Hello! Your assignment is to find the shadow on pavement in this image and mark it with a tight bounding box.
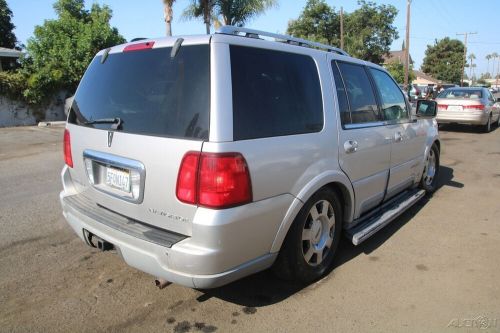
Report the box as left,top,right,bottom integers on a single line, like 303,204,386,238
196,166,462,307
439,123,498,134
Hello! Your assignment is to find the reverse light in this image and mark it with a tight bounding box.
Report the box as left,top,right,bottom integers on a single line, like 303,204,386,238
176,152,252,209
64,129,73,168
123,41,155,52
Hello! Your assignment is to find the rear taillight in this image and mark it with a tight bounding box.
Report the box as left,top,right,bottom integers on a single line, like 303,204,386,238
465,104,485,110
176,152,200,205
438,104,448,110
63,129,73,168
176,152,252,209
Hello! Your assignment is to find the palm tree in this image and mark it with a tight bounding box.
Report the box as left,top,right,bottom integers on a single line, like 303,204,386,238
492,52,499,83
486,54,492,76
183,0,215,34
163,0,175,36
468,53,476,82
215,0,278,27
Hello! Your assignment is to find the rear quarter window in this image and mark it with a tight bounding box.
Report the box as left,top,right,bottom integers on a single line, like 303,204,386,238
230,46,323,140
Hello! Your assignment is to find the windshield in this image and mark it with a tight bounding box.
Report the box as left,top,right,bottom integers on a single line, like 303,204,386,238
437,89,483,99
68,45,210,140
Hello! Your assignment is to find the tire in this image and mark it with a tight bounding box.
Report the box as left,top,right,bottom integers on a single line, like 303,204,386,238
420,144,440,193
483,114,492,133
273,187,342,283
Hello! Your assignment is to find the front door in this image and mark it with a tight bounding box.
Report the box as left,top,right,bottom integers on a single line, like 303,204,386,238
368,68,426,199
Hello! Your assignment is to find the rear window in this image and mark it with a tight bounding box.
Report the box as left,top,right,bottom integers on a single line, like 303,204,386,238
68,45,210,140
230,46,323,140
437,89,483,99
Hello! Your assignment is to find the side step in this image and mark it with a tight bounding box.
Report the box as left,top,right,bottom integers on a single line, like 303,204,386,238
345,189,426,245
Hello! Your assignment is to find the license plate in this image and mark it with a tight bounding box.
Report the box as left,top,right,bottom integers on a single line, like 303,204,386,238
448,105,463,111
105,167,131,193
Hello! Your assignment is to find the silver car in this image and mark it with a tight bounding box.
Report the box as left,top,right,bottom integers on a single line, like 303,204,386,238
60,26,440,288
435,87,500,132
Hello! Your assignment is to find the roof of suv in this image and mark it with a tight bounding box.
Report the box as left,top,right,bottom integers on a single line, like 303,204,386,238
98,26,385,72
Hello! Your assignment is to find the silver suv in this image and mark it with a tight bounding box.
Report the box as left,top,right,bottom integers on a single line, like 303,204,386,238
60,27,441,288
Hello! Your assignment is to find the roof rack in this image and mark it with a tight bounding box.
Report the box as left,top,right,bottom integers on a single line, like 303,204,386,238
216,26,349,57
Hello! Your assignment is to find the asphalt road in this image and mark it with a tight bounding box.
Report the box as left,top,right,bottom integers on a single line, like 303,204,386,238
0,124,499,333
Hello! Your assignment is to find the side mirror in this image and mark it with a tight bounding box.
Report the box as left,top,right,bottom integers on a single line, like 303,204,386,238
416,99,437,117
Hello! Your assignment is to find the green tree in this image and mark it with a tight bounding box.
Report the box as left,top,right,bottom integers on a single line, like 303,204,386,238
421,37,465,85
384,62,415,84
287,0,339,45
343,1,398,63
287,0,398,64
0,0,17,48
21,0,125,104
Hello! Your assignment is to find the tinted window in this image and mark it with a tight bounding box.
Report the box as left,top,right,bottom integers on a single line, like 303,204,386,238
69,45,210,140
230,46,323,140
337,62,381,124
437,89,483,99
331,61,351,125
369,68,409,121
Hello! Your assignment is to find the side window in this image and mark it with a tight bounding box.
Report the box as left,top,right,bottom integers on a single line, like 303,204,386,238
230,46,323,140
337,62,381,124
331,61,351,125
369,68,409,121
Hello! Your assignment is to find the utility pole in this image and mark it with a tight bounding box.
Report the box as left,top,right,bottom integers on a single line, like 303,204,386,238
340,7,344,50
457,32,477,86
404,0,411,92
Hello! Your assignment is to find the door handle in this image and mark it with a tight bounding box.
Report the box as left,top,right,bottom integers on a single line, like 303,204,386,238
344,140,358,153
394,131,403,142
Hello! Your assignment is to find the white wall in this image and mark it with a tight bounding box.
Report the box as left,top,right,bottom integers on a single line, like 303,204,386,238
0,92,67,127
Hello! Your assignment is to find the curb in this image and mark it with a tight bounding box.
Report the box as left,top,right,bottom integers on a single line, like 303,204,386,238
38,121,66,127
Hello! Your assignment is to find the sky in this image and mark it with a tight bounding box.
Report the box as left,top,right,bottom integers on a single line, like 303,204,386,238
8,0,500,76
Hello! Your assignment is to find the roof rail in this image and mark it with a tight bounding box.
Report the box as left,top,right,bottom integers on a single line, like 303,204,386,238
216,26,349,56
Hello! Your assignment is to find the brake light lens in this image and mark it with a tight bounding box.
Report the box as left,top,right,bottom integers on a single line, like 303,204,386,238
63,129,73,168
176,152,252,209
465,104,485,110
438,104,448,110
123,41,155,52
176,152,200,205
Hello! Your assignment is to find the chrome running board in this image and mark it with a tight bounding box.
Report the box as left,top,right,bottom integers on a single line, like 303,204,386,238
345,189,426,246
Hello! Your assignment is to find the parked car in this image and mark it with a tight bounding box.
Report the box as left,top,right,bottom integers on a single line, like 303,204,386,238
435,87,500,132
60,26,441,288
409,84,421,102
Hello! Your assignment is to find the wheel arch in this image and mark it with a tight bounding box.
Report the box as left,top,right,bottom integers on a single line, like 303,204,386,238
270,171,354,253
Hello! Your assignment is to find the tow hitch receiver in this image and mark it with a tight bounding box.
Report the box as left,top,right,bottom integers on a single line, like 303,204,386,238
83,229,114,251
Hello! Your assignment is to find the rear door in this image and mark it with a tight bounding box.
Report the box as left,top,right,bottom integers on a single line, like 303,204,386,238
65,41,211,236
330,60,391,218
368,68,426,198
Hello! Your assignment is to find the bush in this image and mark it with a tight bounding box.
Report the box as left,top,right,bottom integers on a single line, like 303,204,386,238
0,71,27,101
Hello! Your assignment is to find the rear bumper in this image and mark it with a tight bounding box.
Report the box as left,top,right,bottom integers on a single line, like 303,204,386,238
60,168,292,289
436,110,489,125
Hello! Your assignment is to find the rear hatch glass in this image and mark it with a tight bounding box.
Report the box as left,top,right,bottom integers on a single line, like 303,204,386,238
68,44,210,140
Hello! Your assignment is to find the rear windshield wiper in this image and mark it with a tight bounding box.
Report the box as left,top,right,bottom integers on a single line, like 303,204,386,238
84,117,123,130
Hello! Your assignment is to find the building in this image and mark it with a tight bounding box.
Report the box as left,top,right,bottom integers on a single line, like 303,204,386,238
412,70,441,85
382,50,414,66
0,47,23,71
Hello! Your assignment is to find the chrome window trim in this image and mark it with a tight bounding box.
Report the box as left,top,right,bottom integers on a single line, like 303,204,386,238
83,149,146,204
343,121,387,130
